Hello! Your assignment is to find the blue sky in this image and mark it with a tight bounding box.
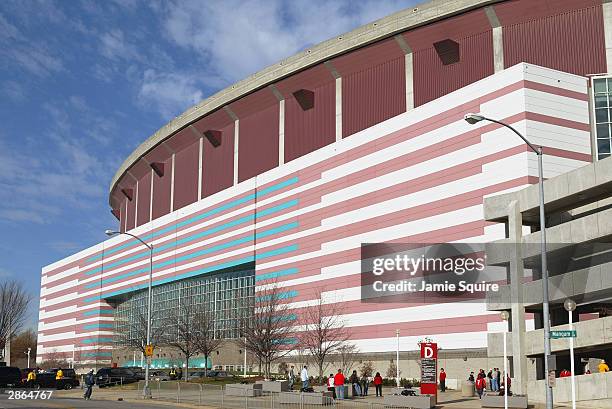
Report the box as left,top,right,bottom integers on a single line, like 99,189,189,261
0,0,416,328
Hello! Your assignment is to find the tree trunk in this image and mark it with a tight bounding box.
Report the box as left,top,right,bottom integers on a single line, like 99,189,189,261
204,354,208,377
185,357,189,381
319,362,324,384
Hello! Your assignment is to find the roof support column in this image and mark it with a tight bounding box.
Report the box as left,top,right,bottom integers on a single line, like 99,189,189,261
394,35,414,110
485,6,504,73
269,85,285,166
603,1,612,73
224,106,240,186
508,200,528,395
325,61,342,141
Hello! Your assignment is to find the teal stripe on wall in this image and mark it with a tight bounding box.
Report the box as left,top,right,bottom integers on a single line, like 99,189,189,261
83,244,298,302
81,337,114,344
82,309,114,316
84,221,298,289
85,199,299,276
87,177,299,263
83,323,114,330
83,352,112,357
255,267,299,282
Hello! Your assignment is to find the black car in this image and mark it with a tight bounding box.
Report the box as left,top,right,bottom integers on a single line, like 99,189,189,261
95,367,139,387
0,367,21,387
125,367,145,380
34,368,80,390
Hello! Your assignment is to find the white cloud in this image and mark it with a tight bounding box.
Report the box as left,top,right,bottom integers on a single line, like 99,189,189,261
160,0,413,83
138,69,204,119
100,28,141,61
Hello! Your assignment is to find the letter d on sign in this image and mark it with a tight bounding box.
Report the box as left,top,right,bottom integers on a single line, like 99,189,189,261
424,346,434,358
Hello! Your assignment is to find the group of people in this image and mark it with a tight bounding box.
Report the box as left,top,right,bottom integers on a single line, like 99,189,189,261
287,365,385,399
467,368,510,399
169,366,183,380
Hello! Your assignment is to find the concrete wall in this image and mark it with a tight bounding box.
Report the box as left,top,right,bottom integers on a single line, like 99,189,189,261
527,371,612,407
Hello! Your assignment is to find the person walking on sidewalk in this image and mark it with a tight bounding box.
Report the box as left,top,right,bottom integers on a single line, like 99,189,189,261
373,372,383,397
288,366,295,390
300,366,309,390
361,373,369,396
83,370,95,400
327,374,336,399
475,374,486,399
439,368,446,392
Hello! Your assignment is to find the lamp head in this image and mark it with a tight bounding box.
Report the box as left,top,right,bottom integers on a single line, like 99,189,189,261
564,298,576,312
105,229,118,237
464,113,485,125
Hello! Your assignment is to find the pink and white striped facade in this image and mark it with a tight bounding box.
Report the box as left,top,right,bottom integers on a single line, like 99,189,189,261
38,63,592,365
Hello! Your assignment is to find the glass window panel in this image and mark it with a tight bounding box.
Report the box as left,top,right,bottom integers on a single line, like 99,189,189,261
594,79,607,93
608,78,612,92
599,152,611,160
598,138,611,154
597,124,611,139
596,108,609,123
595,94,608,108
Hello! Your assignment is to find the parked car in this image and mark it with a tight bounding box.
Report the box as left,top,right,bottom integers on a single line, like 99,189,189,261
95,367,139,388
186,371,207,381
205,370,231,379
0,366,21,387
149,370,170,381
126,367,145,380
34,368,80,390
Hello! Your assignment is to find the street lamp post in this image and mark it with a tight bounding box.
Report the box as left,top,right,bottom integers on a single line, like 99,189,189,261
465,113,553,409
25,347,31,368
396,329,400,388
105,229,154,399
564,299,577,409
500,311,510,409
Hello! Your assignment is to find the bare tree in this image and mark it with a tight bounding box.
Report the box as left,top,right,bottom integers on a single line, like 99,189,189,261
359,361,374,377
39,349,70,370
192,306,223,377
299,290,349,380
10,329,36,368
333,343,360,375
386,361,401,379
242,285,296,379
163,301,200,380
114,309,166,357
0,281,30,349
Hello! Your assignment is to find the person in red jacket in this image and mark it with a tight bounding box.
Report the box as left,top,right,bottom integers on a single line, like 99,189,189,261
475,374,486,399
560,369,571,378
439,368,447,392
373,372,383,397
334,369,346,400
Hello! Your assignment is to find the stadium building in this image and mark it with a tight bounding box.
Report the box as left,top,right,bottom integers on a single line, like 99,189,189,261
39,0,611,392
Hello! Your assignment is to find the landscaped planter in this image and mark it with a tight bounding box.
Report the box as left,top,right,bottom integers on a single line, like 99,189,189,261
278,391,334,405
225,383,263,397
383,394,436,409
481,394,528,408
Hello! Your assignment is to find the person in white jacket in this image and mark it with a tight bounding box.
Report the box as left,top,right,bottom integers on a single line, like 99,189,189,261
300,366,309,390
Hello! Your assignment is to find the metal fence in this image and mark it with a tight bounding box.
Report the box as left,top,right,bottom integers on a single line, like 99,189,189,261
131,382,404,409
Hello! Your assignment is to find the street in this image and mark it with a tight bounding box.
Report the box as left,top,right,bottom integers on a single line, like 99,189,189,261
0,395,161,409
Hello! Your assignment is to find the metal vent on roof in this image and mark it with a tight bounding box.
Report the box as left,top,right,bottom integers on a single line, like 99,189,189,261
204,130,222,147
121,188,133,201
292,89,315,111
150,162,165,177
433,39,460,65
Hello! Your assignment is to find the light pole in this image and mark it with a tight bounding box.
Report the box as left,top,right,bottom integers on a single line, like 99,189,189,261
25,347,31,368
564,299,577,409
500,311,510,409
105,229,154,399
465,113,553,409
396,329,400,388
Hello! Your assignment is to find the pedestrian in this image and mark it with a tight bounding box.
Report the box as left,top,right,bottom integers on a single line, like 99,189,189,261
361,373,369,396
288,366,296,390
26,369,36,388
468,371,474,382
169,366,177,380
83,369,95,400
56,368,63,380
327,374,336,399
560,369,571,377
349,370,361,396
495,367,501,390
599,360,610,373
439,368,446,392
490,368,498,391
373,372,383,397
486,369,493,390
177,366,183,380
475,374,486,399
334,369,345,400
301,365,309,390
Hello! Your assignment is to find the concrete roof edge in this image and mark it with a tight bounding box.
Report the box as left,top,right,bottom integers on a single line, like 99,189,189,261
109,0,503,204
